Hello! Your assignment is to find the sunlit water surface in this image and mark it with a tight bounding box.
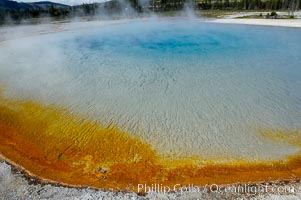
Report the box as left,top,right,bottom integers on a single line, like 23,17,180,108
1,19,301,160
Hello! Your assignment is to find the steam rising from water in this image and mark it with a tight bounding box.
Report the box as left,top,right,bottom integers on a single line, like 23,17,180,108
0,19,301,160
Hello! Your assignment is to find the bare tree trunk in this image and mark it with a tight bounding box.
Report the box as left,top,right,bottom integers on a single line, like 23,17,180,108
296,0,300,10
288,0,297,16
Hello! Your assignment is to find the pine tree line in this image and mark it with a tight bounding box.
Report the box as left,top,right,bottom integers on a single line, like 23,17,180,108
1,0,300,25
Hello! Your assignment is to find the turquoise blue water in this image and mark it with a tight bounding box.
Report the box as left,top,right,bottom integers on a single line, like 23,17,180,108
0,20,301,160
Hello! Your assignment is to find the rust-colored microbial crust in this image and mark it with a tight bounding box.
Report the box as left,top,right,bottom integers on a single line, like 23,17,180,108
0,91,301,192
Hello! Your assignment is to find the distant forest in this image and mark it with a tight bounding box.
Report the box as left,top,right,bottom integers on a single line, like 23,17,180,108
132,0,300,11
0,0,300,25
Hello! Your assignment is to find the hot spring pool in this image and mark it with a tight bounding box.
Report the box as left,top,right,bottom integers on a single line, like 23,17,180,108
0,19,301,161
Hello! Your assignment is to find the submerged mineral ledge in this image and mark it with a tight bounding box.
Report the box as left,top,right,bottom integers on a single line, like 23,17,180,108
0,90,301,191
